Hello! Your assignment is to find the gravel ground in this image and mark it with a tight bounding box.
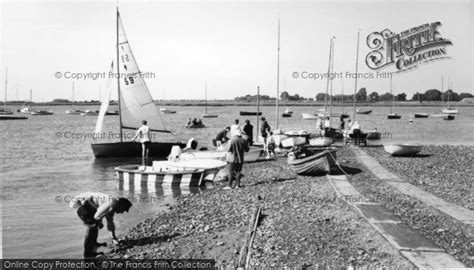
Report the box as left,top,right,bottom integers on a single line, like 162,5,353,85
338,146,474,267
364,145,474,210
107,157,413,268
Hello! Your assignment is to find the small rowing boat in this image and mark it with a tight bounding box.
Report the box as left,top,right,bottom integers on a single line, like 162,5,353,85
287,147,337,175
356,109,372,114
383,144,422,156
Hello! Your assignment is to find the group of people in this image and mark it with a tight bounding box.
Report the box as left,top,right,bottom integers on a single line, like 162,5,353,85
186,118,203,127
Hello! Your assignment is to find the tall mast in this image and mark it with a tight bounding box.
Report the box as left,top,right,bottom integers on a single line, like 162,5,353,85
204,81,208,114
275,18,280,129
324,38,333,116
390,75,394,113
116,7,124,142
352,30,360,121
4,68,7,112
341,78,344,113
329,37,335,119
256,86,260,142
72,81,75,109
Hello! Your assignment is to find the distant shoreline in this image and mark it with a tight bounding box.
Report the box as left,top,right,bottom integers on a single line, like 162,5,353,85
3,100,474,107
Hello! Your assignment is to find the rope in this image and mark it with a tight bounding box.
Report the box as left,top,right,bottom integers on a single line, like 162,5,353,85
327,150,351,177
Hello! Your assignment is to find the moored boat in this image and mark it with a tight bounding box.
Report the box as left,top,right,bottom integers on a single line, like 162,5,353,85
81,110,99,116
185,123,205,129
356,109,372,114
160,108,177,114
240,111,262,116
383,144,422,156
414,113,429,118
387,113,401,119
443,114,455,120
282,108,293,118
65,109,85,115
441,108,458,115
287,147,337,175
0,115,28,120
31,110,54,115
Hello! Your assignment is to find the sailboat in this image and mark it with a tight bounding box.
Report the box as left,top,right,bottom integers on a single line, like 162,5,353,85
65,82,85,114
387,76,401,119
91,9,185,158
413,93,428,118
202,81,217,118
19,89,32,114
1,68,28,120
339,79,349,119
442,82,458,115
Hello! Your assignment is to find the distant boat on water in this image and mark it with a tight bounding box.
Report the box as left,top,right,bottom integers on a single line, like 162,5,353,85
387,76,401,120
240,111,262,116
65,82,85,115
443,114,455,120
91,8,185,158
160,108,176,114
302,112,318,120
414,113,429,118
31,110,54,115
282,108,293,117
1,68,28,120
356,109,372,114
81,110,99,116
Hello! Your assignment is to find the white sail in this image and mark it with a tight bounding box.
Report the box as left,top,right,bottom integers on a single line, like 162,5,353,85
94,61,114,134
117,12,168,132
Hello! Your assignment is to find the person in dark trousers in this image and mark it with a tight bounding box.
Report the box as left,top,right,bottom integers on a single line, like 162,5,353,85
242,119,254,146
260,117,271,154
70,192,132,258
215,126,230,147
223,131,249,189
339,115,345,131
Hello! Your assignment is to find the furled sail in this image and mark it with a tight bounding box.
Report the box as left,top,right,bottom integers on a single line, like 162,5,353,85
117,12,169,132
94,61,114,134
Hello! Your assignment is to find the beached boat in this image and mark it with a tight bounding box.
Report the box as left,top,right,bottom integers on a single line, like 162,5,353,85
179,147,262,163
443,114,455,120
281,136,307,148
302,112,318,120
287,147,337,175
308,137,333,147
366,131,381,140
116,165,206,187
356,109,372,114
240,111,262,116
414,113,429,118
383,144,422,156
91,9,185,158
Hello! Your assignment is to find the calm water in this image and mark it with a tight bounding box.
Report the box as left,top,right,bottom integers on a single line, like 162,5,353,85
1,104,473,258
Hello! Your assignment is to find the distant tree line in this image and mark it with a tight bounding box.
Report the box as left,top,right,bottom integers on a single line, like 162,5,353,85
236,88,473,103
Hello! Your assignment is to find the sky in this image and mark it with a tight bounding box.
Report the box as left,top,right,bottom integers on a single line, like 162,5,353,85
1,0,473,102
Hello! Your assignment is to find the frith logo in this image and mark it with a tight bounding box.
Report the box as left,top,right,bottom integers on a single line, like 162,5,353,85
365,22,452,72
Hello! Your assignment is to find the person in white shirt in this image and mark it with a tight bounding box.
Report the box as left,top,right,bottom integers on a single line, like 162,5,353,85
70,192,132,258
230,119,243,138
132,120,151,164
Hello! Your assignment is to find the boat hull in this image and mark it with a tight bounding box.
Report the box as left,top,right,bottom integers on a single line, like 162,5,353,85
387,114,401,119
356,110,372,114
202,114,218,118
31,110,54,115
0,115,28,120
180,147,262,163
91,141,186,158
383,144,422,156
287,147,337,175
186,124,205,128
444,115,455,120
442,108,458,115
302,113,318,120
115,165,205,187
282,112,292,117
414,113,429,118
281,136,307,148
239,111,262,116
308,137,333,147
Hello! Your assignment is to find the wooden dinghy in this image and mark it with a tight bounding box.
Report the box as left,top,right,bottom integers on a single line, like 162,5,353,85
287,147,337,175
383,144,422,156
115,165,206,187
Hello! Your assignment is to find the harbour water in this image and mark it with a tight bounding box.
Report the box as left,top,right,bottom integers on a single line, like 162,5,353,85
1,104,473,258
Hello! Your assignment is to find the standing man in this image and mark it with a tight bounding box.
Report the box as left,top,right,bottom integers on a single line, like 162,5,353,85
132,120,151,165
242,119,254,146
70,192,132,258
224,131,249,190
260,117,271,154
